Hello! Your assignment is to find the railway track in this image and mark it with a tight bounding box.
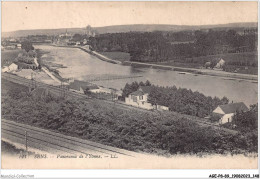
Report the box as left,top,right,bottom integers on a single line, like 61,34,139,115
2,119,138,157
2,72,238,134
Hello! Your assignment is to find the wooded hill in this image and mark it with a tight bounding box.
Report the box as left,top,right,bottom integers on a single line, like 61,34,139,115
88,29,257,66
2,22,257,37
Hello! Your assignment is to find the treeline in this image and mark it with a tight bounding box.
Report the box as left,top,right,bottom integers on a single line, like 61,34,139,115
2,79,257,155
88,29,257,65
122,81,229,117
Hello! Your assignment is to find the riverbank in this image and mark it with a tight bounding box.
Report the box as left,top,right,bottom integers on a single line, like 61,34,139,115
50,44,122,64
122,61,258,82
37,44,258,84
71,44,258,82
35,47,68,83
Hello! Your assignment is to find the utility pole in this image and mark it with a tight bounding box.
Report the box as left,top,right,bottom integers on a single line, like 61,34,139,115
60,81,66,99
25,131,28,154
30,72,36,91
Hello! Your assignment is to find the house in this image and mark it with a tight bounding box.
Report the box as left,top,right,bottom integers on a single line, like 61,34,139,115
17,44,22,49
76,41,81,46
69,80,99,94
2,66,9,72
89,87,122,100
125,86,153,110
212,102,249,124
9,63,18,71
215,58,225,69
5,45,16,50
2,63,18,72
89,86,112,94
83,39,88,45
125,86,169,111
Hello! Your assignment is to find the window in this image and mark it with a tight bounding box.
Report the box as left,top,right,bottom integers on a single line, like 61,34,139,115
140,95,143,100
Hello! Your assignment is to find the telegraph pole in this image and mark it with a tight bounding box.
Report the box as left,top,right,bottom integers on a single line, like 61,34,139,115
60,81,67,99
25,131,28,154
30,72,36,92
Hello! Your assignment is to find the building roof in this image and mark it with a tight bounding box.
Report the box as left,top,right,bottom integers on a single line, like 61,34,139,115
130,90,145,96
87,85,99,90
69,80,99,91
218,102,249,114
139,86,152,94
129,86,152,96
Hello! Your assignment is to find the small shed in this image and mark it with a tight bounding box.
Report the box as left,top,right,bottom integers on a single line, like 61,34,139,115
215,58,225,69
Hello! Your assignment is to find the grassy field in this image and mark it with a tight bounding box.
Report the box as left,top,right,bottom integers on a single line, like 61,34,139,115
1,49,23,66
98,51,131,62
186,52,257,65
152,52,258,75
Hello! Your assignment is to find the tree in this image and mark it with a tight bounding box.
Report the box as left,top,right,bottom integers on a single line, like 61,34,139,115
148,87,160,106
122,83,130,98
232,103,258,131
221,96,229,104
72,34,83,42
210,59,217,69
145,80,151,86
21,41,34,53
139,81,145,86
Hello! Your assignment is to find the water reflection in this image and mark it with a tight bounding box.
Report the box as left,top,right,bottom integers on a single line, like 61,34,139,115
35,45,258,106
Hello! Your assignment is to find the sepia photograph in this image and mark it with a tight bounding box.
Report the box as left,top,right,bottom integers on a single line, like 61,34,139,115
0,1,258,175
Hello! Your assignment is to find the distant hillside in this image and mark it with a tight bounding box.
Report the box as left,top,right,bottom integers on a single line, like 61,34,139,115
2,28,85,38
94,22,258,34
2,22,257,37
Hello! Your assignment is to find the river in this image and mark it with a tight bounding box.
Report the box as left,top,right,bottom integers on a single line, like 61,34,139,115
35,45,258,106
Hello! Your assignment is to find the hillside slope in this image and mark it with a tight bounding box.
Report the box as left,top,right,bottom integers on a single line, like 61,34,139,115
2,22,257,37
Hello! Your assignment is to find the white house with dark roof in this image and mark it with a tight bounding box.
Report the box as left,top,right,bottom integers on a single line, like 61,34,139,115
125,86,169,111
212,102,249,124
125,86,154,110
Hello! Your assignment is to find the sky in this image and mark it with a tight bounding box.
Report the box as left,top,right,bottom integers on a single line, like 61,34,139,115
2,1,258,32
